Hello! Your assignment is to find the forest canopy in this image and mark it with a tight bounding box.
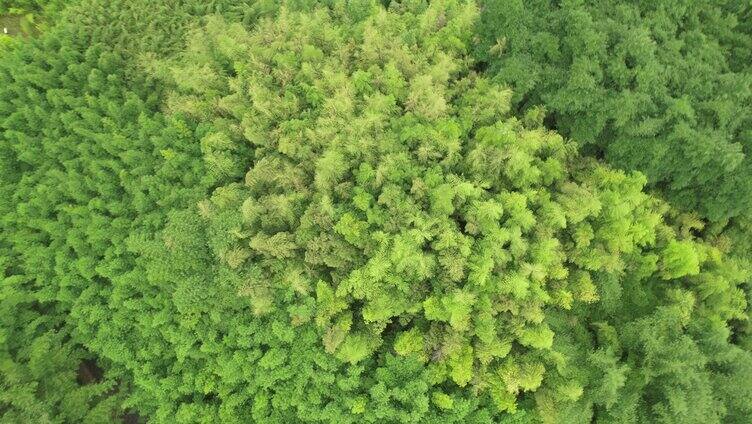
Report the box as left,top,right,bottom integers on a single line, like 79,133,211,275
1,0,751,423
475,0,752,222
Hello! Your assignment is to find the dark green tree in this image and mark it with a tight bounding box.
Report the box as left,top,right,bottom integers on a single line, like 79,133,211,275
475,0,752,222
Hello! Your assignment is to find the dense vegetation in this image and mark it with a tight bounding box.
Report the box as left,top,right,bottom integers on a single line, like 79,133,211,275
475,0,752,223
0,0,69,35
1,0,750,423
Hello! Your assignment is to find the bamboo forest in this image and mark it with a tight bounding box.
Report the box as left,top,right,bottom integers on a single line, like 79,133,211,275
1,1,751,423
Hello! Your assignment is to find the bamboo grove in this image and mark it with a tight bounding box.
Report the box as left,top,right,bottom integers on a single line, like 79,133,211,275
1,0,751,423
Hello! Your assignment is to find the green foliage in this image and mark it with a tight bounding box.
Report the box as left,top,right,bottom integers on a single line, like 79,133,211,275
0,0,65,13
660,240,700,279
0,0,71,36
0,0,749,423
143,1,749,421
475,0,752,222
0,261,123,423
0,0,268,421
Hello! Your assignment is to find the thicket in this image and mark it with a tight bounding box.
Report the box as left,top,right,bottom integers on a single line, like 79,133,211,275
1,0,750,423
475,0,752,223
0,0,270,421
